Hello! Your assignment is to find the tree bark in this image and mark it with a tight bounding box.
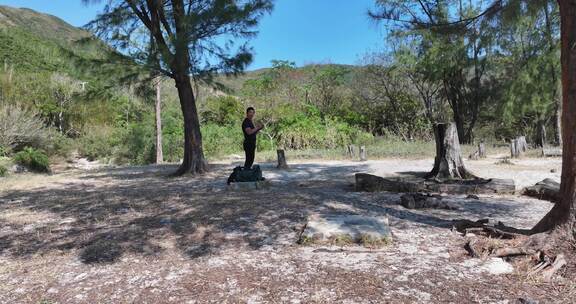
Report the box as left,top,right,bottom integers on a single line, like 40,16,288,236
360,146,367,161
510,139,518,158
277,149,288,169
155,79,163,164
532,0,576,233
173,74,208,175
427,123,475,180
478,141,486,158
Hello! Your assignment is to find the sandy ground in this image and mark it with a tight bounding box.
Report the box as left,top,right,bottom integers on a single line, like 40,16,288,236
0,155,573,304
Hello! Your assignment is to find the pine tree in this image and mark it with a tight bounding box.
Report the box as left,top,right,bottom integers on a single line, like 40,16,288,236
84,0,273,175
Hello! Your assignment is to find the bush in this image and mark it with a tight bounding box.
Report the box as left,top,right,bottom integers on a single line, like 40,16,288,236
14,147,50,173
0,105,51,153
201,124,244,159
45,131,74,158
0,165,7,177
78,126,118,161
0,145,8,157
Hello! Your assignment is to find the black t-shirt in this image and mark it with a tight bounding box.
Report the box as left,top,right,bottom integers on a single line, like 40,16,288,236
242,118,257,145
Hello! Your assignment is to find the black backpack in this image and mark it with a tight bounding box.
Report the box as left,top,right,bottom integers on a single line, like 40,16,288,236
227,165,264,184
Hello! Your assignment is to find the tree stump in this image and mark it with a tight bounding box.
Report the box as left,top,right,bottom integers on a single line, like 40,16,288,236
511,139,520,158
276,149,288,169
511,136,527,158
478,141,486,158
517,136,528,152
359,146,367,161
426,123,475,180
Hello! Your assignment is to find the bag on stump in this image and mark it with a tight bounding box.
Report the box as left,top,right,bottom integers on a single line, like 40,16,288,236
227,165,264,184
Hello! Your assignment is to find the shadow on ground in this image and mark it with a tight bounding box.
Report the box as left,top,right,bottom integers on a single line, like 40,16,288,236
0,162,532,263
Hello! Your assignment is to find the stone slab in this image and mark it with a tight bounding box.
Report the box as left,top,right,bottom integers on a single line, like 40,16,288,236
301,214,392,247
227,180,271,191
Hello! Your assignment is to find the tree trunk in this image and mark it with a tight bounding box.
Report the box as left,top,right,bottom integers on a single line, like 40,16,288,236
360,146,367,161
173,74,208,175
510,139,518,158
347,145,356,159
277,149,288,169
453,110,468,144
556,103,563,146
536,121,547,148
426,123,475,180
155,79,163,164
532,0,576,233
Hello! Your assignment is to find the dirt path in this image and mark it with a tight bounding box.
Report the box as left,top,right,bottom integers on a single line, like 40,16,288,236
0,157,573,303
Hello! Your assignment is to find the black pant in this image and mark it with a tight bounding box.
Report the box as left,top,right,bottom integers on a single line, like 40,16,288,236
243,142,256,169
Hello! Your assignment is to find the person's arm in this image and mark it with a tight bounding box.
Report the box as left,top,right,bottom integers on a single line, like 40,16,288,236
244,123,263,135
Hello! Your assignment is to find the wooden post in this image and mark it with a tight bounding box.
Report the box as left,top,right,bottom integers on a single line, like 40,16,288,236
155,79,163,164
277,149,288,169
359,146,367,161
478,141,486,158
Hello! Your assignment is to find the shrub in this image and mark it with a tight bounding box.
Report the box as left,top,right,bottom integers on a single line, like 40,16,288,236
115,122,155,165
0,105,50,152
0,165,7,177
14,147,50,173
78,126,118,161
45,130,74,158
201,124,244,159
0,145,7,157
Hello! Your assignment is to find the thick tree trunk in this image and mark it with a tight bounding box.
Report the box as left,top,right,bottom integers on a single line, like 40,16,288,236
427,123,475,180
556,103,563,146
532,1,576,233
453,111,469,144
155,80,163,164
173,74,208,175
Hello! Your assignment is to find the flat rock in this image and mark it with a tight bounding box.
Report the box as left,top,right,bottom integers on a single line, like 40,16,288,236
227,180,271,191
301,214,392,247
480,257,514,275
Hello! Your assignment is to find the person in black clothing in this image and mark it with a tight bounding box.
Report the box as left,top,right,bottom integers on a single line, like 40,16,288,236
242,107,263,169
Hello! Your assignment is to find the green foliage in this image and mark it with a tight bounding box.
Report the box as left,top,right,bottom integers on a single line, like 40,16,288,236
78,127,118,161
14,147,50,173
201,96,243,125
201,124,244,159
0,164,7,177
45,131,74,158
0,145,8,157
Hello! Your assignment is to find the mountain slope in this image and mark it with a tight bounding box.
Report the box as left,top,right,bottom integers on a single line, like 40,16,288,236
0,6,91,45
0,5,116,77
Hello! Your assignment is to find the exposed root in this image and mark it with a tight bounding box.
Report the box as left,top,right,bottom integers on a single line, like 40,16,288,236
453,218,530,239
540,254,567,282
457,219,569,281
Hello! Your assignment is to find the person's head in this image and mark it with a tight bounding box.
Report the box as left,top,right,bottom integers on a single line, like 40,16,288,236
246,107,255,119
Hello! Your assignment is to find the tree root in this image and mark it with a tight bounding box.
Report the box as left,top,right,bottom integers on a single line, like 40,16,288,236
455,219,568,281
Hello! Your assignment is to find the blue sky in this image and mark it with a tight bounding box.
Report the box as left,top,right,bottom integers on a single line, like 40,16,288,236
0,0,386,70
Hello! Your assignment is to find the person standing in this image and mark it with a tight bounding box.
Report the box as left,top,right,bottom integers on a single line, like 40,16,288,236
242,107,263,169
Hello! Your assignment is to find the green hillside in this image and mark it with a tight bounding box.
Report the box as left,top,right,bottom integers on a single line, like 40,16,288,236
0,5,114,76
